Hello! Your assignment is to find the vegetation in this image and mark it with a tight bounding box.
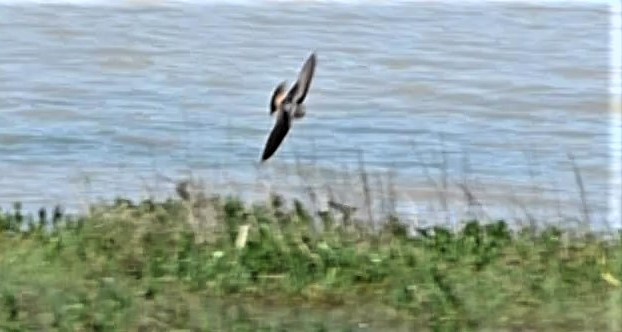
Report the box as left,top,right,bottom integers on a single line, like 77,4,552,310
1,188,621,331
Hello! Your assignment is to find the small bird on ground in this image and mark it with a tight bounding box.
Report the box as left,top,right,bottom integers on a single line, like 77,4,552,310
260,52,317,162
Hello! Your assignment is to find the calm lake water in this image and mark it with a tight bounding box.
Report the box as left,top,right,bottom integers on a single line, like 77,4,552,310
0,0,618,229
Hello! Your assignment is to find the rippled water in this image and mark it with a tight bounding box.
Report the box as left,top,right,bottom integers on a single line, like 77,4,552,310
0,1,616,228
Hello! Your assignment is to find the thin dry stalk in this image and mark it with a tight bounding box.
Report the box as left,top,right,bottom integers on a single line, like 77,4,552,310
523,148,545,228
410,139,446,222
410,139,440,191
386,167,397,217
375,173,386,217
294,153,324,231
344,161,357,208
523,149,540,196
554,179,565,229
173,177,220,244
567,152,592,230
73,171,94,216
357,149,374,230
437,134,450,226
457,182,486,221
507,191,538,233
458,145,479,223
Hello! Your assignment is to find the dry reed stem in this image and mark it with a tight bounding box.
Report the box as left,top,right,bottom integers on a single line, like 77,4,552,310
568,152,592,231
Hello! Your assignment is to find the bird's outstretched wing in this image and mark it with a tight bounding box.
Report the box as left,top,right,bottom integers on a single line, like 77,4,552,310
285,52,316,105
270,81,288,116
261,109,291,162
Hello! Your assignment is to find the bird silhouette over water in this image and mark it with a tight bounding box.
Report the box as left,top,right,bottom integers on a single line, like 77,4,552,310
260,52,317,162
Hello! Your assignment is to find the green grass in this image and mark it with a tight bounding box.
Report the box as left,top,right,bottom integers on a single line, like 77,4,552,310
1,194,621,331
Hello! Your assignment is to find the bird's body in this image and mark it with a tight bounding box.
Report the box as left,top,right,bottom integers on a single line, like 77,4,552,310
260,52,317,162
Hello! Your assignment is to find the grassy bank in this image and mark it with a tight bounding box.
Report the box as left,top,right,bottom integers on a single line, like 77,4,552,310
1,189,621,331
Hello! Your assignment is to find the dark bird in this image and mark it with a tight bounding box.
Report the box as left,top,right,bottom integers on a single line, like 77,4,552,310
260,52,317,162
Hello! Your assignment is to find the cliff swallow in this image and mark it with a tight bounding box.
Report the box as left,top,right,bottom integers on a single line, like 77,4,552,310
260,52,317,162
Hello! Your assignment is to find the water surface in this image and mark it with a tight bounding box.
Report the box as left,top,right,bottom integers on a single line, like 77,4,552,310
0,1,615,228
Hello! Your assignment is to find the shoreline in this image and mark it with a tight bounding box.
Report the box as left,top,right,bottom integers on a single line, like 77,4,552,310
1,166,615,233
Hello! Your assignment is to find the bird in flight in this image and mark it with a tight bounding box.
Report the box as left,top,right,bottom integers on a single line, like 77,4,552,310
260,52,317,162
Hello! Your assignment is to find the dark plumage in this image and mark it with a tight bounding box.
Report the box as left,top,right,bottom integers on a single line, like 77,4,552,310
261,107,292,161
260,52,317,162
